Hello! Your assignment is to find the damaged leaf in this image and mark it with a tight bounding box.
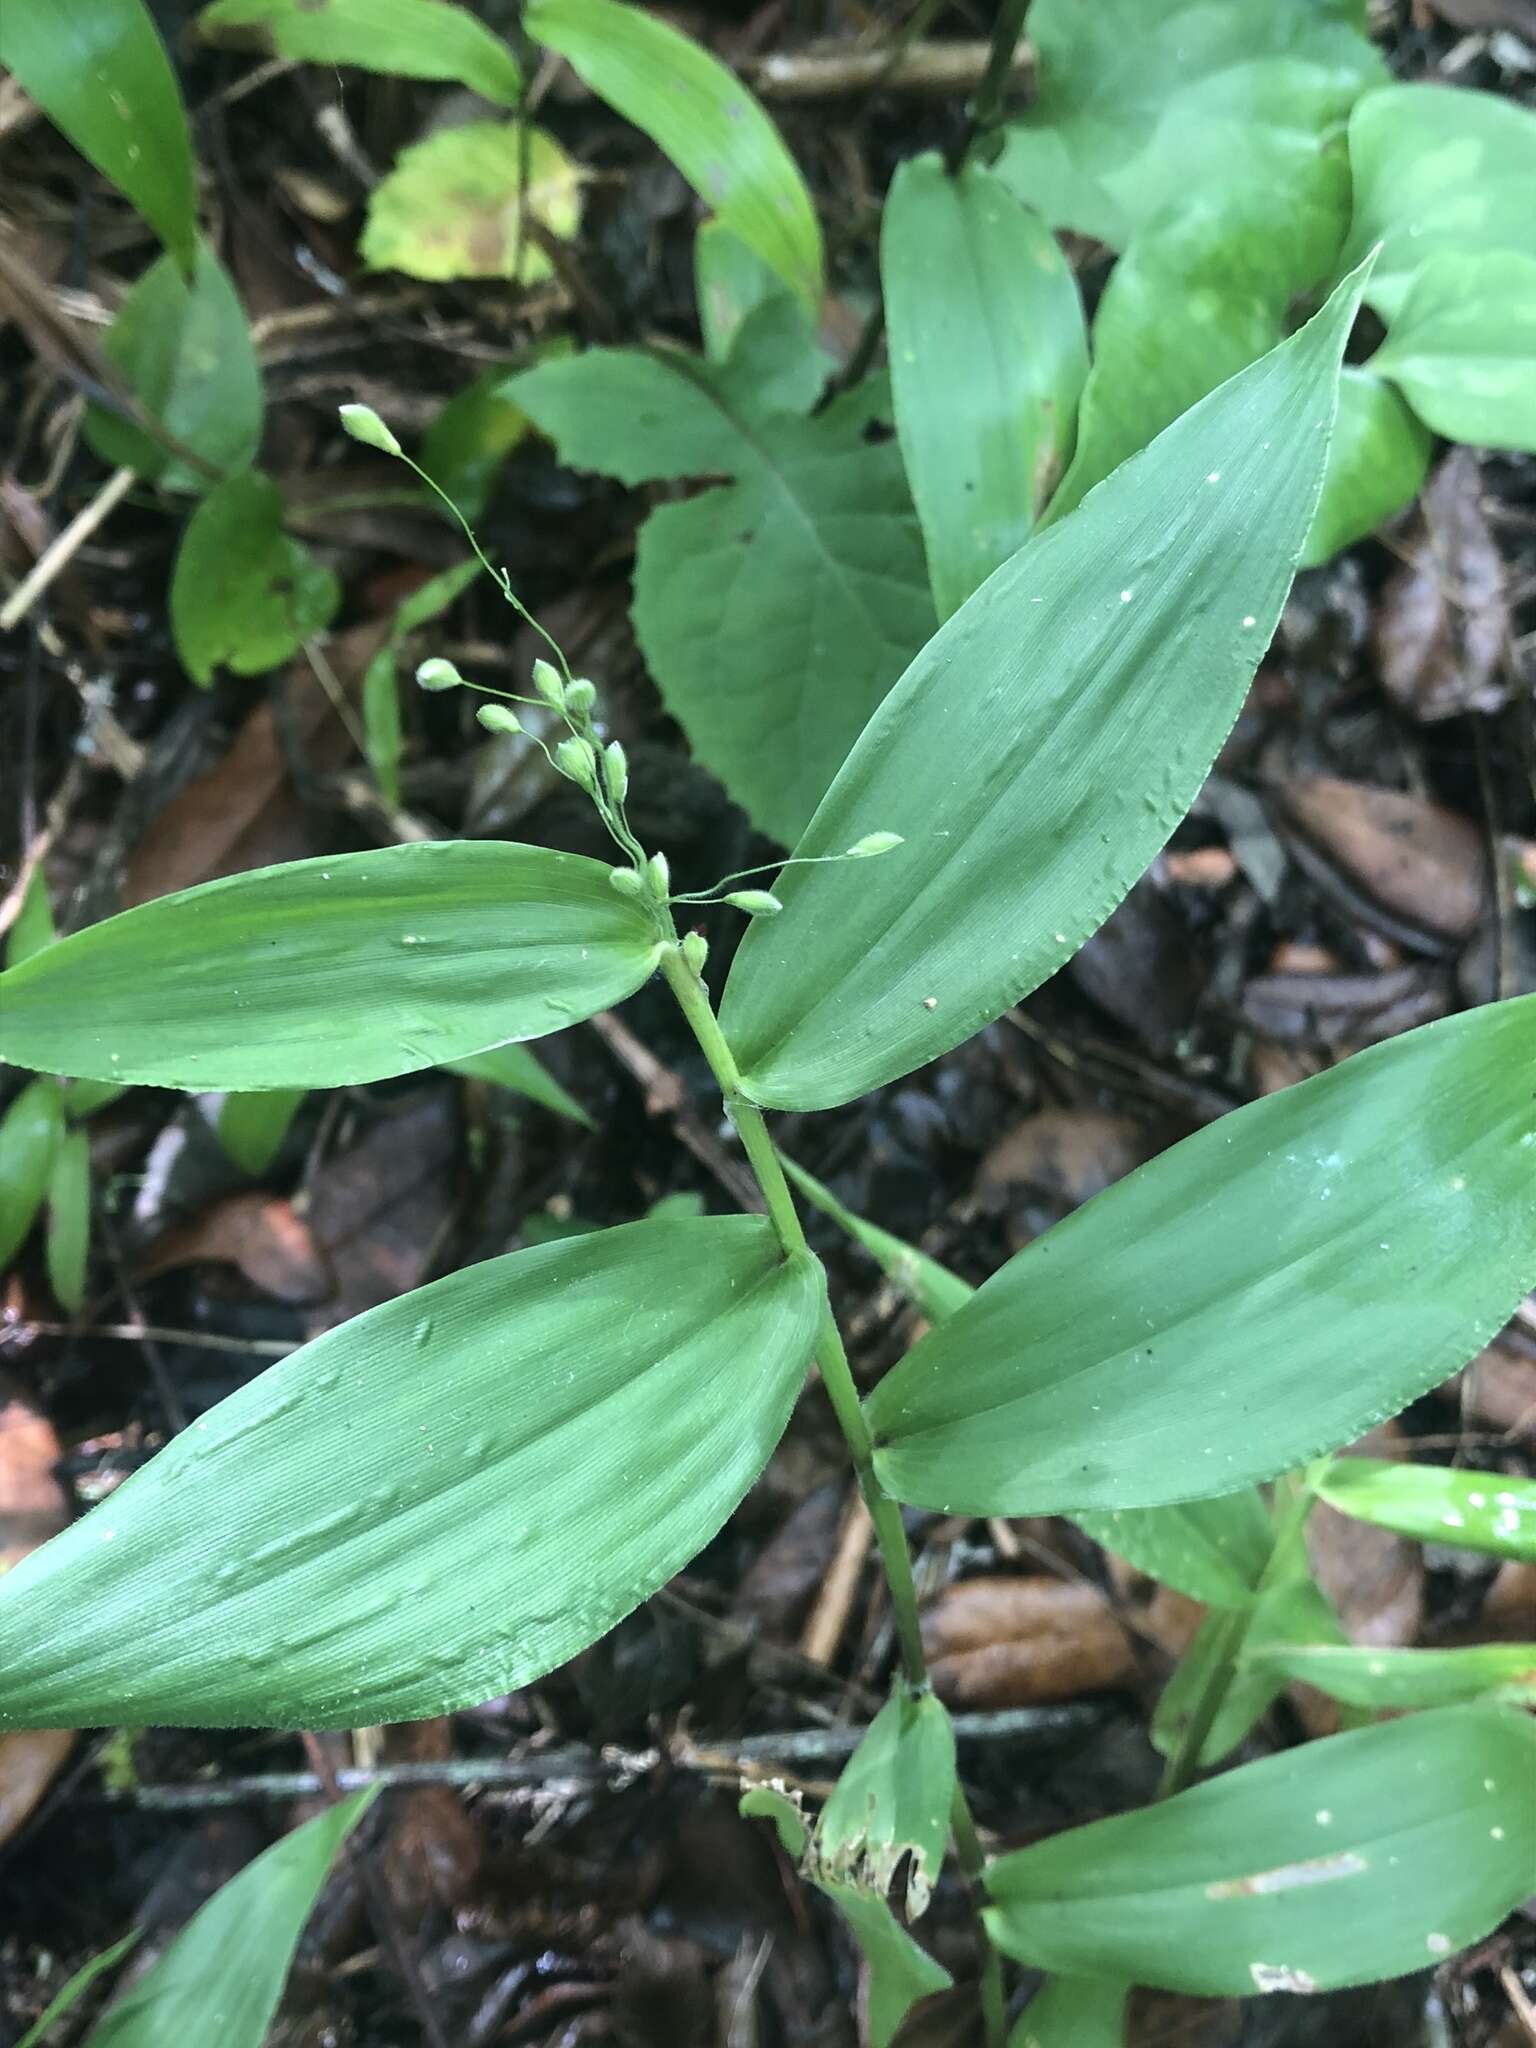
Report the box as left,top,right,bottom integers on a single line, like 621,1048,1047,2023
819,1686,956,1919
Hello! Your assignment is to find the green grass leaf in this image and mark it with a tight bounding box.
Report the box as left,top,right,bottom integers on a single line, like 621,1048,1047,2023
1241,1642,1536,1711
1316,1460,1535,1563
1370,249,1536,454
510,318,933,842
1302,367,1431,566
719,270,1364,1110
447,1042,593,1127
362,557,483,805
196,0,522,105
882,155,1087,617
1339,83,1536,322
985,1706,1536,1994
0,1217,818,1727
867,999,1536,1517
84,241,263,492
44,1128,91,1316
83,1793,376,2046
0,1077,64,1270
15,1932,141,2048
0,842,664,1091
170,470,339,684
993,0,1380,251
0,0,197,269
526,0,822,312
360,123,582,283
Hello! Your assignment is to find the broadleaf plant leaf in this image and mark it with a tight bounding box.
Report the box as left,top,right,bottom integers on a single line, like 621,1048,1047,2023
0,0,198,268
216,1090,308,1177
867,999,1536,1516
985,1706,1536,1995
510,318,933,843
0,1216,820,1727
1301,367,1431,567
882,153,1087,617
1369,249,1536,454
359,123,582,284
818,1686,956,1919
83,1792,376,2047
170,470,340,684
0,1078,65,1270
1338,83,1536,323
1009,1976,1129,2048
739,1785,952,2046
84,241,264,492
1242,1642,1536,1712
719,267,1366,1110
0,842,664,1091
1315,1460,1535,1564
196,0,523,105
992,0,1381,252
44,1128,92,1316
781,1156,1273,1606
525,0,823,313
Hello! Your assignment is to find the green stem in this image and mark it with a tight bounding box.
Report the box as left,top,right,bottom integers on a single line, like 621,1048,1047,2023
657,941,1008,2048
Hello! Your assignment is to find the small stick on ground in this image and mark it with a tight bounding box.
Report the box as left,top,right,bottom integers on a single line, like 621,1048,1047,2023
799,1486,874,1667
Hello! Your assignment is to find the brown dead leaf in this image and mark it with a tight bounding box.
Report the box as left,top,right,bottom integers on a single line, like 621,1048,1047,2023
1276,775,1488,947
731,1480,843,1640
1463,1335,1536,1438
977,1109,1151,1251
1468,1561,1536,1642
1067,875,1204,1049
1374,448,1509,723
139,1192,331,1304
379,1785,483,1920
0,1379,73,1846
306,1092,459,1328
1424,0,1536,41
921,1576,1135,1709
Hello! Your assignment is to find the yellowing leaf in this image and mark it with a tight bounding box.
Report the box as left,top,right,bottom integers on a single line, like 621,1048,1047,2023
361,122,582,283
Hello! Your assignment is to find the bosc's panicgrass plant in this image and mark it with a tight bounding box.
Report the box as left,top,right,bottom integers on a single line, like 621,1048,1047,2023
2,270,1535,2047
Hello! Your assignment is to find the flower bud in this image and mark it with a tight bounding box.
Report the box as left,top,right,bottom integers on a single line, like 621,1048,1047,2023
416,656,465,693
645,851,671,898
565,678,597,717
608,866,644,898
554,735,597,790
681,930,709,976
725,889,783,916
602,741,629,804
338,403,402,456
476,703,523,736
531,658,566,710
846,831,904,858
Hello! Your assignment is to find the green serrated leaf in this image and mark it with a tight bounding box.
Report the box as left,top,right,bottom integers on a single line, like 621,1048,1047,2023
883,154,1087,616
0,1217,820,1727
985,1706,1536,1995
1242,1642,1536,1711
1339,83,1536,322
868,999,1536,1516
170,471,340,684
1316,1460,1535,1564
1370,249,1536,454
0,0,197,269
84,1792,376,2046
511,320,933,842
719,269,1365,1109
993,0,1380,251
84,241,263,492
196,0,523,105
360,123,582,284
0,1077,65,1270
526,0,822,312
1301,367,1431,565
0,841,664,1091
819,1687,956,1918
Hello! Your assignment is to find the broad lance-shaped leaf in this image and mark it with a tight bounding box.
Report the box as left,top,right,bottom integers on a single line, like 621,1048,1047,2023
783,1155,1273,1607
720,267,1366,1110
0,842,663,1092
867,998,1536,1517
509,307,932,843
986,1706,1536,1995
818,1686,956,1918
1243,1643,1536,1711
0,0,198,270
196,0,523,106
1009,1976,1128,2048
84,1792,376,2047
0,1216,820,1727
882,154,1087,617
1316,1459,1535,1564
525,0,822,314
740,1786,951,2047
